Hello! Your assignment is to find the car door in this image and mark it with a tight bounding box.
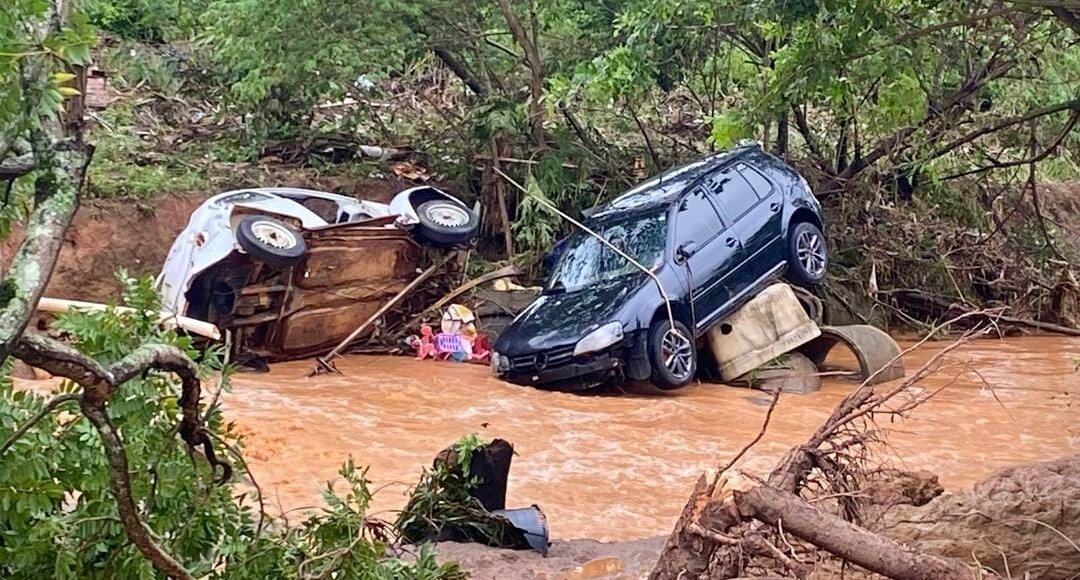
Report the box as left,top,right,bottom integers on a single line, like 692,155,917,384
672,185,742,331
706,164,784,296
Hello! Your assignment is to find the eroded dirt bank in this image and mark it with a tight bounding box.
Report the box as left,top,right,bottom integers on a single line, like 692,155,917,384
225,336,1079,544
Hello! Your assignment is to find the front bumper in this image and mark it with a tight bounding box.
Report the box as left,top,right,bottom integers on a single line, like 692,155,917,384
494,330,650,390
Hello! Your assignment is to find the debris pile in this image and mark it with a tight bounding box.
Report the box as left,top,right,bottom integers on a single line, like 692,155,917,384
397,437,549,555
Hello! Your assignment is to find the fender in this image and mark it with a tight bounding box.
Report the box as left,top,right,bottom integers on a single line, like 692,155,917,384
388,186,473,225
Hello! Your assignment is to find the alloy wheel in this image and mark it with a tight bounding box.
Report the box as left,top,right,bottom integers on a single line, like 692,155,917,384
661,328,694,380
796,229,826,277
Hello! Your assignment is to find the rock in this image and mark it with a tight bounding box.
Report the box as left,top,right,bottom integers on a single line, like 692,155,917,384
883,454,1080,579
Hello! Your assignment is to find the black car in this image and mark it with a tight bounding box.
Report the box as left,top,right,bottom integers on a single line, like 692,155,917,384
491,143,827,391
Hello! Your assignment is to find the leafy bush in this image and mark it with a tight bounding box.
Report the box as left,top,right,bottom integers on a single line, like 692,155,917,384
84,0,209,42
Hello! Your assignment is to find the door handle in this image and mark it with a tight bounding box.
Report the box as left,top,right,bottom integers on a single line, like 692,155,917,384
725,237,737,248
769,202,781,212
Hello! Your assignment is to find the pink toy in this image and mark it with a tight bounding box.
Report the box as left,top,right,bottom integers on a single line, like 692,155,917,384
415,325,437,360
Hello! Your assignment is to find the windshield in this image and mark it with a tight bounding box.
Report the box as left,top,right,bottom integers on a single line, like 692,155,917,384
547,211,668,292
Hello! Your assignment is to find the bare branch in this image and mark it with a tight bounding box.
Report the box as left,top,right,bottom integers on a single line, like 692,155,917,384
719,389,781,474
928,98,1080,161
493,0,546,148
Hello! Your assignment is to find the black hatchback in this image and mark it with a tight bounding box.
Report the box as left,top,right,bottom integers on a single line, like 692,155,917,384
491,143,828,391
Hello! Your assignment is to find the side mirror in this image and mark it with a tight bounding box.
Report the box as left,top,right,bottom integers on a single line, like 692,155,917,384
676,241,699,263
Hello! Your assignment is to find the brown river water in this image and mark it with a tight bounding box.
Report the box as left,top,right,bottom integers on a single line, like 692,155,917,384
222,336,1079,542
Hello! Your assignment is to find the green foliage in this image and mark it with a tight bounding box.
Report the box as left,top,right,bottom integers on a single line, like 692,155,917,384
708,112,750,150
0,274,462,578
1,0,95,130
512,175,559,265
84,0,210,42
202,0,419,137
84,101,212,198
397,433,520,549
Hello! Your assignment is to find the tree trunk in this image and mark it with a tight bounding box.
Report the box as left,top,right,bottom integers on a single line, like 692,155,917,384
493,0,546,149
738,485,976,580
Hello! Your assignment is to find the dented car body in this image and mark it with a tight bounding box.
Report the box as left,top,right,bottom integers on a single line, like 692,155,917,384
158,186,477,360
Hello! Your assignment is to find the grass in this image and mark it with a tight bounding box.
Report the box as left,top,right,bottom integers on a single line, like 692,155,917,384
84,101,212,199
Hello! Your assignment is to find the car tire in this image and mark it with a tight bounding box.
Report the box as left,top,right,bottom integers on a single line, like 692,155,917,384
647,318,697,390
236,215,306,268
786,221,828,286
415,200,479,245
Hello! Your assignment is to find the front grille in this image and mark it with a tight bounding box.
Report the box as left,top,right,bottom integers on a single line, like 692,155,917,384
509,345,576,372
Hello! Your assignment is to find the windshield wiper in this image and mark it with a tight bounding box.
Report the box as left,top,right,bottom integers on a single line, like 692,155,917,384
545,280,567,295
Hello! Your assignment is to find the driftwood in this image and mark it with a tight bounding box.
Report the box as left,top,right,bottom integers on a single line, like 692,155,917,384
652,315,1002,580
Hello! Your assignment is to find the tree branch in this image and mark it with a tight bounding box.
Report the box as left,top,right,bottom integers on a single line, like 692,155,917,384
928,98,1080,161
493,0,546,148
81,400,195,580
0,152,35,180
737,485,977,580
942,110,1079,180
0,393,80,456
0,134,92,360
9,333,230,579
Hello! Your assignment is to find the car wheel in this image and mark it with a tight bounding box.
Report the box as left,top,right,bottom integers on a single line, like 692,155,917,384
647,318,697,390
415,200,479,245
786,221,828,286
236,215,306,268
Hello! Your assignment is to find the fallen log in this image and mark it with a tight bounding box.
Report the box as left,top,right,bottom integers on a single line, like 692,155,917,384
737,485,974,580
652,314,998,579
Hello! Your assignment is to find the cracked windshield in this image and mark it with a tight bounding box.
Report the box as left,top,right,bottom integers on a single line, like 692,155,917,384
547,212,668,293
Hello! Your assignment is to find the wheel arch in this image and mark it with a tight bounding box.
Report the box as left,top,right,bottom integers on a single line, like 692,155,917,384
389,186,474,224
650,300,693,330
788,207,823,234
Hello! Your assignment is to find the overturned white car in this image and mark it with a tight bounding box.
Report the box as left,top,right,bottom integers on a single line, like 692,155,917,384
157,186,477,359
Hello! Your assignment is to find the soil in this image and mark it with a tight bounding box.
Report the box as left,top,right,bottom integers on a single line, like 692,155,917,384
432,537,665,580
884,454,1080,579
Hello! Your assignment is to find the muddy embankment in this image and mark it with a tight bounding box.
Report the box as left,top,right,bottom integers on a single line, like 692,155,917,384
0,177,430,302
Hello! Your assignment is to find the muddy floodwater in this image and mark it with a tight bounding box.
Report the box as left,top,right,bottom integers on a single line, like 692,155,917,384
225,336,1078,541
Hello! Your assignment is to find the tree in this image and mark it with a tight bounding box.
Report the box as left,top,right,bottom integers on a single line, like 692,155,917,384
0,3,463,578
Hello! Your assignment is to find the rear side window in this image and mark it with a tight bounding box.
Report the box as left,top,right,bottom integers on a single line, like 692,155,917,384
707,169,757,220
675,186,724,246
737,164,775,198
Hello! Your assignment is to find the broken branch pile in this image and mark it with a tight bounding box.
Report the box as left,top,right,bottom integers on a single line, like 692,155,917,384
651,320,1008,579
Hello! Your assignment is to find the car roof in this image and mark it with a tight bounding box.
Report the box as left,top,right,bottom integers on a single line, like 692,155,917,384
588,143,759,220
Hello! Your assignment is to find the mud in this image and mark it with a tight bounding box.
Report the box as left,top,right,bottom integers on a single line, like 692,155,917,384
224,336,1080,543
885,454,1080,579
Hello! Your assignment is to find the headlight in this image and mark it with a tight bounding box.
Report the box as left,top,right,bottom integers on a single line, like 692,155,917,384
573,322,624,356
491,351,509,374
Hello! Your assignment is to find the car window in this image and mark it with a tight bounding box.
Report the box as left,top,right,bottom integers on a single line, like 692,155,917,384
674,186,724,247
706,169,757,220
547,211,668,292
737,164,774,199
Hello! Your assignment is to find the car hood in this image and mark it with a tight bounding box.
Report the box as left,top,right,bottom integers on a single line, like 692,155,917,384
493,278,644,356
